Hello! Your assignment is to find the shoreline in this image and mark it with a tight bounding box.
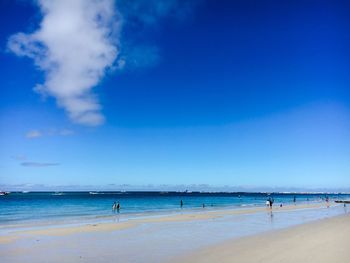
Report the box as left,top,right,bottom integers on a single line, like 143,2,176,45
0,201,334,243
1,202,348,262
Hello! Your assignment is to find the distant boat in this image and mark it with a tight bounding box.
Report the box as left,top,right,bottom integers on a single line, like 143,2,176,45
52,192,64,196
89,192,99,195
0,191,10,196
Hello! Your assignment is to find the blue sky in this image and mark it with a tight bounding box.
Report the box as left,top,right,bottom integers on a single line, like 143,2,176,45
0,0,349,191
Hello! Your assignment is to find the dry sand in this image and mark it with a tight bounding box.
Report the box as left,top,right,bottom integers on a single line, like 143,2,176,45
175,213,350,263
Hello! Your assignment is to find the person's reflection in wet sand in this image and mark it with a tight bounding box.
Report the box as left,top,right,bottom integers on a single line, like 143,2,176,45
269,210,274,224
113,212,120,223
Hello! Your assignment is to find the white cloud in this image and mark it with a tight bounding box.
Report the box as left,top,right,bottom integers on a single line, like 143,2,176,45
7,0,198,126
7,0,121,126
26,130,43,138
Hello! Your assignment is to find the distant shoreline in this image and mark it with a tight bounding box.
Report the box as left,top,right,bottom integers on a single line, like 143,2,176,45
2,190,350,194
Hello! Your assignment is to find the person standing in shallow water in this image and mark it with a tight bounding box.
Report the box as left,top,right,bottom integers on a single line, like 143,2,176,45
266,199,270,207
180,200,183,208
112,201,117,211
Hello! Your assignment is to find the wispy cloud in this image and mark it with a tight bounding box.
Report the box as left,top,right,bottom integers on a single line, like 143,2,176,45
12,154,60,168
48,128,75,137
8,0,121,126
21,162,60,167
117,45,160,70
118,0,198,26
25,128,74,138
25,130,43,139
59,129,75,136
116,0,198,70
12,155,27,161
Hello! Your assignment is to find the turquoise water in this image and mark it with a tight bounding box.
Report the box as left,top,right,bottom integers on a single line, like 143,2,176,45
0,192,348,225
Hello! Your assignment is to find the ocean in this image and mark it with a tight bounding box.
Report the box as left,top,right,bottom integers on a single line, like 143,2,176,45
0,191,349,226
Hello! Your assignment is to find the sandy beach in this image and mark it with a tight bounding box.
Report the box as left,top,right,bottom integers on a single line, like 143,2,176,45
0,202,333,244
175,213,350,263
1,202,349,262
